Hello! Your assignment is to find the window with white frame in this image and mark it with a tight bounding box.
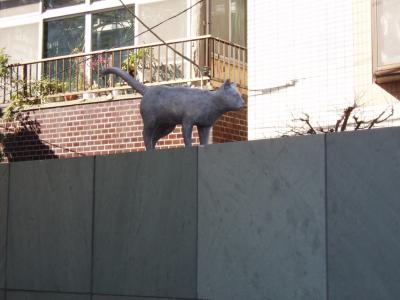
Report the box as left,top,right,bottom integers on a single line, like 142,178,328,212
91,8,135,51
373,0,400,80
0,0,216,62
43,3,135,58
44,0,85,10
376,0,400,67
44,15,85,58
210,0,247,46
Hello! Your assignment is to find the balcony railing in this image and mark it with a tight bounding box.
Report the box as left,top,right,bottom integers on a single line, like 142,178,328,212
0,35,247,105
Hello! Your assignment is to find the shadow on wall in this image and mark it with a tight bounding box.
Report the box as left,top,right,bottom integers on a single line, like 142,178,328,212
1,114,58,162
378,82,400,100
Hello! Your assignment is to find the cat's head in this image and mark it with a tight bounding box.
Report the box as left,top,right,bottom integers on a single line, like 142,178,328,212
217,79,245,111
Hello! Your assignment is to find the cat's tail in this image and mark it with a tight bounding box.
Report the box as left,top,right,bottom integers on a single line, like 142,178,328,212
101,67,148,95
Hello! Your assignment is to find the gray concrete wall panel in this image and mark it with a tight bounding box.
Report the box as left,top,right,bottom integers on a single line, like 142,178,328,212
198,136,327,300
7,158,94,293
7,291,90,300
93,149,197,298
93,295,190,300
0,165,8,289
327,128,400,300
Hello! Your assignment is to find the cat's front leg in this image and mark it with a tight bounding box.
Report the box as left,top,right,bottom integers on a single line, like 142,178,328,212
182,123,193,147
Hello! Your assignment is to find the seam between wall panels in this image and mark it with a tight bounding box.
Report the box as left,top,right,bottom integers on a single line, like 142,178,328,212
4,163,11,300
195,147,199,299
90,156,97,299
324,134,329,300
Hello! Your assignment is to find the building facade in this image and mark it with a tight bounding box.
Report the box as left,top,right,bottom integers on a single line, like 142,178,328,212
0,0,246,63
0,0,248,161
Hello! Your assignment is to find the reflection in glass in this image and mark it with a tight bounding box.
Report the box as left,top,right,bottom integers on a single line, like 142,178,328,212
210,0,229,41
377,0,400,67
92,7,135,51
43,16,85,58
43,0,84,10
231,0,246,46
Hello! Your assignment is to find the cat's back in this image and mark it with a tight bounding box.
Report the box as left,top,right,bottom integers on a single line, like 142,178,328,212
143,85,211,103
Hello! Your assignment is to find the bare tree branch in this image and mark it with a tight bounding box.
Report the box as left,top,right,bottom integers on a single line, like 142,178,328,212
340,105,356,132
287,104,394,137
367,107,394,129
298,113,317,134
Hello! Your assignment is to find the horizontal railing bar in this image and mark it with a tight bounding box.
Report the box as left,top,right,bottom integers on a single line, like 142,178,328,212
37,77,210,98
1,35,247,105
8,35,217,67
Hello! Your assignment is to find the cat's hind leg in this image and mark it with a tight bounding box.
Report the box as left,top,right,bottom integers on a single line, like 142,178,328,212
197,126,211,145
143,125,156,150
152,125,176,148
182,122,193,147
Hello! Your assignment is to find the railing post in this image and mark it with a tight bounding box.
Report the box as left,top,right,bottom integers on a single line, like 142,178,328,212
206,37,209,71
1,74,5,104
22,64,28,97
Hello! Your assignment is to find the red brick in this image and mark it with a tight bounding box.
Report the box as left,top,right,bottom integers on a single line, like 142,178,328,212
0,98,247,162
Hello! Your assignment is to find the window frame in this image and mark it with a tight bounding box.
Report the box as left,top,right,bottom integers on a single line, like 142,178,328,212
90,6,136,52
372,0,400,83
43,14,86,58
0,0,136,61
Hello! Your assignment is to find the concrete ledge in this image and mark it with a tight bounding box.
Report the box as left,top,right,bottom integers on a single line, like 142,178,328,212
0,165,8,289
1,127,400,299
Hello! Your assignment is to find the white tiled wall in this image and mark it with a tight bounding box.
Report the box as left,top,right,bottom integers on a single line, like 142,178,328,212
248,0,400,139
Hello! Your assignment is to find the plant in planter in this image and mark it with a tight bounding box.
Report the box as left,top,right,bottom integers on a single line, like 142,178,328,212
111,81,128,97
0,48,9,77
2,78,66,122
83,81,100,99
0,132,5,162
31,78,66,101
91,54,112,90
122,48,152,82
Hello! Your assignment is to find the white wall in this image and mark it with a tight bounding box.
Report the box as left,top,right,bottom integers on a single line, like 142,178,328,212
248,0,355,139
248,0,360,139
248,0,400,139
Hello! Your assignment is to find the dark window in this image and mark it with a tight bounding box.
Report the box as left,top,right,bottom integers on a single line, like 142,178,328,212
44,0,84,10
43,15,85,58
92,7,135,51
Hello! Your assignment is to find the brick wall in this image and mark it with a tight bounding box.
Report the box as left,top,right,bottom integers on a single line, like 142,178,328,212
0,97,247,162
212,108,248,143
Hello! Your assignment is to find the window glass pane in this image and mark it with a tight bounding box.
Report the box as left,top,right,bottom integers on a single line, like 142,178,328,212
137,0,187,44
44,0,84,10
210,0,229,41
92,7,135,51
231,0,246,46
43,16,85,58
377,0,400,67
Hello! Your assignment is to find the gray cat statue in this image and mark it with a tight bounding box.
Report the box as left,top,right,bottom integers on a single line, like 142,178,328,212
102,67,245,150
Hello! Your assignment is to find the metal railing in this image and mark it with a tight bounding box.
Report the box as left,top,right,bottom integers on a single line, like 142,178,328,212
0,35,247,104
